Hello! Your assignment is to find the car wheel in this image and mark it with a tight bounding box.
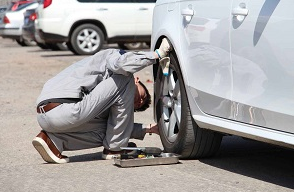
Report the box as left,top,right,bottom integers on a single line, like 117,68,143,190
16,38,36,47
66,42,75,53
37,42,49,49
145,42,151,47
56,42,68,51
23,39,36,46
155,51,223,159
70,24,104,55
45,43,68,51
16,39,26,46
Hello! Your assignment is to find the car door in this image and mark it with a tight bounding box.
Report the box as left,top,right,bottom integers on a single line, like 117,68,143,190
85,0,137,37
230,0,294,133
178,0,233,119
133,0,155,36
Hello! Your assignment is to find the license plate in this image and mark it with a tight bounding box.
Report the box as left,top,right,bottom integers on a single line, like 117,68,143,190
24,18,29,25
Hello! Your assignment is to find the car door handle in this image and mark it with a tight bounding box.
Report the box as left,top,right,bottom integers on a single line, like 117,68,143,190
181,8,194,16
139,7,148,11
231,8,249,16
97,7,108,11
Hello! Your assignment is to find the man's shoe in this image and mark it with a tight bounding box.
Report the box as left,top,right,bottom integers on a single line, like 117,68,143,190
155,38,173,59
32,131,69,164
102,142,137,160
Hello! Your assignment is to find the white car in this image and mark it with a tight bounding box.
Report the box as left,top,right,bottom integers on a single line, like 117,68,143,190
35,0,155,55
151,0,294,159
0,1,38,46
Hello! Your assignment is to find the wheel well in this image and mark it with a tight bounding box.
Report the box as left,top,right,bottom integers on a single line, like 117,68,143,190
69,20,107,42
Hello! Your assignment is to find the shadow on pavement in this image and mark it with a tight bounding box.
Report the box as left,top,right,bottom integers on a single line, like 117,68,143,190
41,54,77,57
200,136,294,190
69,152,103,163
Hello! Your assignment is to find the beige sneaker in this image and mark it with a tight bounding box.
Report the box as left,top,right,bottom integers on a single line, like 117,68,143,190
102,142,137,160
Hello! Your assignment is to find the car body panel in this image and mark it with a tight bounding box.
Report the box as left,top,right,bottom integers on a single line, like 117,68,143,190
134,2,155,36
151,0,294,149
178,0,233,119
230,0,294,134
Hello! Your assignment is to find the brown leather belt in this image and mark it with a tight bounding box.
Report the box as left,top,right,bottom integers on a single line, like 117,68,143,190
37,103,61,113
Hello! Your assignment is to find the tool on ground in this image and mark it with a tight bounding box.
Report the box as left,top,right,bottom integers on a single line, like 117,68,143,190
119,147,162,159
114,147,180,168
159,57,170,76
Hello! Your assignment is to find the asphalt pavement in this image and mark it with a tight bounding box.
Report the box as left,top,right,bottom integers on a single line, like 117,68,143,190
0,38,294,192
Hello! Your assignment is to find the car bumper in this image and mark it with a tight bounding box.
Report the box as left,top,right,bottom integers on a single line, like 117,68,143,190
0,27,21,39
36,29,68,43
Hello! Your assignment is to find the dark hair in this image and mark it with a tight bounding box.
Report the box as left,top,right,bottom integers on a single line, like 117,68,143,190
134,81,151,112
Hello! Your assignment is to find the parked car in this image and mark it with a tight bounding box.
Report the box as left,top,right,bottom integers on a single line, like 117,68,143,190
35,0,155,55
22,8,67,50
151,0,294,159
0,1,38,46
0,5,8,13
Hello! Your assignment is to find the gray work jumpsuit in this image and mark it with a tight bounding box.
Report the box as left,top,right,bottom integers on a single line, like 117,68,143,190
36,49,156,152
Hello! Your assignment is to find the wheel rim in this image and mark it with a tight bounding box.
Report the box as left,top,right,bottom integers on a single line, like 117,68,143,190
161,68,182,142
76,28,100,53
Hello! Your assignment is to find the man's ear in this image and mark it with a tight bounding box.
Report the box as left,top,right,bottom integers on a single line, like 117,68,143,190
134,77,140,83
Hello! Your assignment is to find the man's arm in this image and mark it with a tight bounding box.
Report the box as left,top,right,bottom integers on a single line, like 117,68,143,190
106,51,158,76
105,38,172,76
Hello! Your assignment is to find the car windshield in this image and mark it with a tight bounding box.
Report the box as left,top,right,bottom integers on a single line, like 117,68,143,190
7,1,34,11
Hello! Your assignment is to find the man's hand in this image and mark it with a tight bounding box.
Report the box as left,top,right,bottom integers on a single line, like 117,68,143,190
147,123,159,135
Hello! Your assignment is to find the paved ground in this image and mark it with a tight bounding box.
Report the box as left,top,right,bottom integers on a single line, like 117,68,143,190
0,37,294,192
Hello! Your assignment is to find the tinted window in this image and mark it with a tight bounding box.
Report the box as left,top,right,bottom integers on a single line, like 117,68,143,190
7,2,35,11
14,2,36,11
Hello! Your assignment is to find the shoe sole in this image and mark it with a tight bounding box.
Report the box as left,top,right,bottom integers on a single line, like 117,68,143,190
102,153,120,160
32,137,69,164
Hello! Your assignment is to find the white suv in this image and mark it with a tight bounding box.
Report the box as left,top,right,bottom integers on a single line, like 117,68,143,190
152,0,294,159
35,0,155,55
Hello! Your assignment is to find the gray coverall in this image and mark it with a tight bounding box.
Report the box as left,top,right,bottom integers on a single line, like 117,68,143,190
36,49,156,152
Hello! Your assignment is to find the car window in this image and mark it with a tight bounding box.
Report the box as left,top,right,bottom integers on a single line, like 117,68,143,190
14,2,35,11
6,2,35,11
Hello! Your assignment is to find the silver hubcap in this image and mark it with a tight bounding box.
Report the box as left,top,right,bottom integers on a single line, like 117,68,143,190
161,68,181,142
77,28,100,52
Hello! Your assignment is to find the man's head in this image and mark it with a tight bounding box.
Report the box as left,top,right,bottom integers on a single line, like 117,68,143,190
134,77,151,112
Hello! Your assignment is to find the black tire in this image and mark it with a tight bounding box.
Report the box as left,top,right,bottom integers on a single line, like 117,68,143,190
45,43,60,50
155,51,222,159
117,42,128,50
145,42,151,47
23,39,36,46
45,43,67,51
16,38,36,47
70,24,104,55
66,42,75,53
37,42,49,49
16,39,25,46
56,42,68,51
